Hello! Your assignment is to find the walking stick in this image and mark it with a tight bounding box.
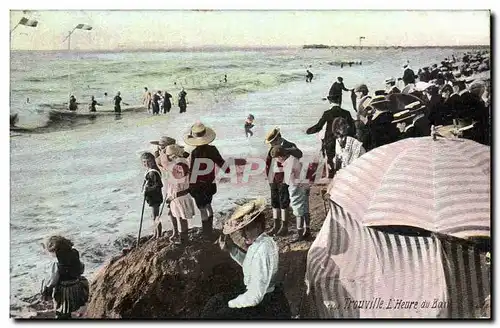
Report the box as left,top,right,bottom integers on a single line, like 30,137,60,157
136,195,146,247
159,195,168,217
320,188,329,215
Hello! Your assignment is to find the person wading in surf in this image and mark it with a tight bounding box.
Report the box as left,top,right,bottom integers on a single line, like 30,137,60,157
178,88,188,114
88,96,101,112
163,91,173,114
114,92,122,113
143,87,152,113
68,95,78,111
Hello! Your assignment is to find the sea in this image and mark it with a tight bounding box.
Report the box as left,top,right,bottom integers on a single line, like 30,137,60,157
9,46,485,310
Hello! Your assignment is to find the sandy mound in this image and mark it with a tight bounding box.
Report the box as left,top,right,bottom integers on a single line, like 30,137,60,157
85,185,330,318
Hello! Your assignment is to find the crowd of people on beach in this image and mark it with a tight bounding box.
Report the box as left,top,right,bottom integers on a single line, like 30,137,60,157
38,49,490,319
65,91,129,114
142,87,189,115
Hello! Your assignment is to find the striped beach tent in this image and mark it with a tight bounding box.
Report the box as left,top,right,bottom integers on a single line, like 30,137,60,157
303,200,490,318
326,137,490,239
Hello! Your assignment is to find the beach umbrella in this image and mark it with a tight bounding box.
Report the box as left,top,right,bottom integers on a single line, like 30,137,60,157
302,199,490,318
325,136,490,239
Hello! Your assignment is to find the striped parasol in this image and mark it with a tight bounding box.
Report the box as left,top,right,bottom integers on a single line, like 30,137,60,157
326,136,490,239
302,200,490,318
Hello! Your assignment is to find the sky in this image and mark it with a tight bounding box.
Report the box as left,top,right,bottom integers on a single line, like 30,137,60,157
9,10,491,51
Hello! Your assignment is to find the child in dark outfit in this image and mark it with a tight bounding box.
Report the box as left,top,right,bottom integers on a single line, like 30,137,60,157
245,114,255,137
41,236,89,319
141,152,164,238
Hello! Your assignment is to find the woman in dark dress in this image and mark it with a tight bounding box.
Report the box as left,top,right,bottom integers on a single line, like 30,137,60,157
114,91,122,113
163,91,172,114
68,96,78,111
178,89,187,113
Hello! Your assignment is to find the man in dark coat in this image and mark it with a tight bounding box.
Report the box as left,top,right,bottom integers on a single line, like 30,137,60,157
419,67,432,82
453,79,489,145
429,64,440,80
402,64,416,86
306,95,355,178
328,77,352,107
440,84,460,125
362,96,400,151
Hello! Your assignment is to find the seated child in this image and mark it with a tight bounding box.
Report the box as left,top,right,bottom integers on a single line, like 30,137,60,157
41,236,89,319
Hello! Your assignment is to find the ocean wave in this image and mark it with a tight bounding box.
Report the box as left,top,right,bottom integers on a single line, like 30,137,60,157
276,72,305,84
24,77,45,82
177,66,193,72
213,63,240,69
133,71,169,78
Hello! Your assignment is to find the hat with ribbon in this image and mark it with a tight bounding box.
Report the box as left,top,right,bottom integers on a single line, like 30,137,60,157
222,198,267,235
150,136,176,147
265,127,281,144
165,144,186,157
183,122,216,146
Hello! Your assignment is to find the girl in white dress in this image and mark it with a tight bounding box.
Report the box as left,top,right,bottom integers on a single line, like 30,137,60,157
165,144,196,245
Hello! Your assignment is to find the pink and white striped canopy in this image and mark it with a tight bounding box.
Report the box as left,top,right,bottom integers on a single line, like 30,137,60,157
326,137,490,239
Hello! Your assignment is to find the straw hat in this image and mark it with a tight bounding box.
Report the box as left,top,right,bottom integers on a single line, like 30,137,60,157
354,84,368,93
384,77,396,84
165,144,186,157
265,127,281,144
150,136,176,147
183,122,216,146
369,95,390,108
392,101,426,124
357,95,373,115
222,198,267,235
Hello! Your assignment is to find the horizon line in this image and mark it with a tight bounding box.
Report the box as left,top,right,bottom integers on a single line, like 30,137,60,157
10,44,491,53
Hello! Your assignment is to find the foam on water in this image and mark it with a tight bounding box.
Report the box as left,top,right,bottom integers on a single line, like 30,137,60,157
10,47,482,307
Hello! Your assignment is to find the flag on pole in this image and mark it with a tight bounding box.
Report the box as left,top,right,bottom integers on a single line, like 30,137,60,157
18,17,38,27
75,24,92,30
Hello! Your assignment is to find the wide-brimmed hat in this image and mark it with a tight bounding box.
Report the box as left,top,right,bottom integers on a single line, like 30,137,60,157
354,84,368,93
357,95,373,114
452,78,467,85
384,77,396,84
223,198,267,235
265,127,281,144
369,95,389,108
183,122,216,146
415,81,432,91
165,144,186,157
392,103,426,124
150,136,176,147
